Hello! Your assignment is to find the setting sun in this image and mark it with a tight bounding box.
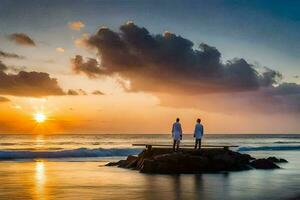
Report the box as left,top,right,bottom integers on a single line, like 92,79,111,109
34,113,47,123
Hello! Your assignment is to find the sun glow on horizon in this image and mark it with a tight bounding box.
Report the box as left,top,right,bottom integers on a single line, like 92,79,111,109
34,112,47,123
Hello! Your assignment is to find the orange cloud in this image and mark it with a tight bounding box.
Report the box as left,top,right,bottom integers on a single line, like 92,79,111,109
55,47,65,53
74,33,90,47
69,21,85,30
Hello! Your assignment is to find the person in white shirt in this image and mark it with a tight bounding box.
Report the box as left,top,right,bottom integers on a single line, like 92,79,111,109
194,118,204,150
172,118,182,152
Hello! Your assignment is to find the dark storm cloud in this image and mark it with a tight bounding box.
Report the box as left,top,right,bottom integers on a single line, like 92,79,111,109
244,83,300,113
77,22,281,93
259,67,282,86
0,60,65,96
271,82,300,96
0,96,10,103
8,33,36,46
71,55,102,78
0,50,25,59
73,22,299,113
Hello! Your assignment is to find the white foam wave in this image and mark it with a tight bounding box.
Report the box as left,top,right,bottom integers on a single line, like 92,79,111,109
238,145,300,151
0,148,142,160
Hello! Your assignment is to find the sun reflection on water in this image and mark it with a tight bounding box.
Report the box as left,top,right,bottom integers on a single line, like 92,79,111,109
36,161,45,182
35,161,47,200
35,135,45,150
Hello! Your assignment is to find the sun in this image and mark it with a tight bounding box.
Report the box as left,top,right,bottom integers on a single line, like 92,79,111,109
34,112,47,123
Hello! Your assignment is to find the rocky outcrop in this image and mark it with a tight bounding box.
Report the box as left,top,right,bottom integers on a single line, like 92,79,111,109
105,148,287,174
267,156,288,163
250,159,280,169
105,155,138,167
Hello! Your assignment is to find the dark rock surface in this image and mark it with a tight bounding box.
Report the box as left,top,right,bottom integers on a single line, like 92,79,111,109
250,159,280,169
105,160,126,166
106,148,287,174
267,156,288,163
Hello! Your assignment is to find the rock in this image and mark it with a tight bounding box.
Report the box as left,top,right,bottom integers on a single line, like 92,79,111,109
106,156,138,168
105,162,118,166
123,155,138,168
267,156,288,163
140,159,157,173
106,148,286,174
250,159,280,169
105,160,126,166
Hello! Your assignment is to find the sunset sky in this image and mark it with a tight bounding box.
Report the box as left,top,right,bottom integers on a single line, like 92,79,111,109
0,0,299,134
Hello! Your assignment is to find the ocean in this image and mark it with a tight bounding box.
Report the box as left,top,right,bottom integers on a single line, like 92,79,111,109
0,134,299,200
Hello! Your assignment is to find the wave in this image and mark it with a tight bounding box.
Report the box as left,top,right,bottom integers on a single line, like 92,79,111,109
0,148,142,160
238,145,300,151
274,141,300,144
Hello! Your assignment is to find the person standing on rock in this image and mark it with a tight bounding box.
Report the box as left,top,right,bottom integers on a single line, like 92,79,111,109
194,118,204,150
172,118,183,152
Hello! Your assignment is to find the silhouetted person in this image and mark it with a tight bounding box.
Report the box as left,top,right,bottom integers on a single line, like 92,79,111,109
172,118,182,152
194,118,204,150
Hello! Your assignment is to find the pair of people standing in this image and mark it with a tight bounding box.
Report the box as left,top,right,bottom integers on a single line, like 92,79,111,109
171,118,204,151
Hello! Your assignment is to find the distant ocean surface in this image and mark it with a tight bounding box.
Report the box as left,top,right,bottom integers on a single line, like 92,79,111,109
0,134,299,200
0,134,300,160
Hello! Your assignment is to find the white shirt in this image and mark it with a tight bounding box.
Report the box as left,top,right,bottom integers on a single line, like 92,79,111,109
172,122,182,140
194,123,204,139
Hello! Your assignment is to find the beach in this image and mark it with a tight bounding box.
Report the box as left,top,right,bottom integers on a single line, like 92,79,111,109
0,134,299,200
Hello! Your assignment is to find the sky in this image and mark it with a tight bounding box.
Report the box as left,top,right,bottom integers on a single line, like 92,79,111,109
0,0,299,134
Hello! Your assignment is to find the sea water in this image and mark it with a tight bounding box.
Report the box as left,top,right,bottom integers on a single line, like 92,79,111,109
0,134,299,200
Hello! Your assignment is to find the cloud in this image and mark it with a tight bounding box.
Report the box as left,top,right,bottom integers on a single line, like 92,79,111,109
75,22,281,94
0,61,8,71
74,33,89,47
259,67,282,86
78,89,87,95
265,83,300,112
157,83,300,115
67,89,79,95
0,96,10,103
0,60,65,97
71,55,102,78
73,22,299,114
0,50,25,59
67,89,87,95
69,21,85,30
8,33,36,46
56,47,65,53
0,61,25,73
92,90,104,95
270,82,300,96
